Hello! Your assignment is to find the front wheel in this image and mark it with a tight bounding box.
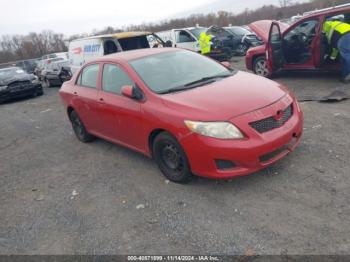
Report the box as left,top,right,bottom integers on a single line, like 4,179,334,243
69,110,95,143
153,132,193,183
253,56,271,78
236,43,248,56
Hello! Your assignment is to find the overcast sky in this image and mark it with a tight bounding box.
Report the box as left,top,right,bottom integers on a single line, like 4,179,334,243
0,0,216,36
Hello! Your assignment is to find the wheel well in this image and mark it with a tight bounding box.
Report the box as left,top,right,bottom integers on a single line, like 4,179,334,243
148,129,167,157
67,106,74,117
253,55,265,67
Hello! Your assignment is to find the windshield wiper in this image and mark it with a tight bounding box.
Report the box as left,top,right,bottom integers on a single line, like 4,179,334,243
184,73,233,87
158,73,233,94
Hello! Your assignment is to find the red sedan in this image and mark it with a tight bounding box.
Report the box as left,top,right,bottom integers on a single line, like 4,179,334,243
59,48,303,183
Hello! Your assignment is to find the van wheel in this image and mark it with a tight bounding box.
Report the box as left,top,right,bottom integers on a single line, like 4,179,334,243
69,110,95,143
253,56,270,78
153,132,193,183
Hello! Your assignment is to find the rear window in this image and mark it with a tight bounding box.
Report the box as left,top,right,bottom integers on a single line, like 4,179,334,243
77,64,99,88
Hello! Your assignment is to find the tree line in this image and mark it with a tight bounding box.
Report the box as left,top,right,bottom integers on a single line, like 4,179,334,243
0,0,348,64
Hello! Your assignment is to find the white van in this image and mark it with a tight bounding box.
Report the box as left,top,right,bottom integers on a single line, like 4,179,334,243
68,32,166,73
156,27,208,52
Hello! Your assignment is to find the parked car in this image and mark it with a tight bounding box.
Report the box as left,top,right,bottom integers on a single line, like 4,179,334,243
41,58,70,87
59,48,303,183
0,67,43,103
157,27,233,61
40,52,68,60
246,4,350,77
15,59,39,74
223,26,263,55
68,32,167,73
34,53,68,81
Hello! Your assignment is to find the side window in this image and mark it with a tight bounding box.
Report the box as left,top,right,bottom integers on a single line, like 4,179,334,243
102,64,134,95
176,31,195,43
270,24,281,42
77,64,99,88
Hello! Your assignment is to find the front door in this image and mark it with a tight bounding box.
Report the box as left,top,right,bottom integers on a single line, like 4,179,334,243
267,22,284,74
98,63,143,151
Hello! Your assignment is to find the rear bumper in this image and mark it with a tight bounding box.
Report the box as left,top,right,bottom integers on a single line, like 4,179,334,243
179,96,303,179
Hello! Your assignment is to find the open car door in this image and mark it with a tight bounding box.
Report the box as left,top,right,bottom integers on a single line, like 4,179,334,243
267,22,284,73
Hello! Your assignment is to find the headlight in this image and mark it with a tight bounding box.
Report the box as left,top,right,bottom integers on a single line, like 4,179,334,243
184,120,244,139
0,85,8,91
31,76,39,84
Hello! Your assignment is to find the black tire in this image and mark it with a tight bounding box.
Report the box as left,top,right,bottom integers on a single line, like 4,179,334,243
237,43,248,56
253,56,271,78
153,132,193,183
69,110,95,143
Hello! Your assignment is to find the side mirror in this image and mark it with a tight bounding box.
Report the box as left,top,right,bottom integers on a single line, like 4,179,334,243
220,61,231,68
121,85,144,101
121,85,134,98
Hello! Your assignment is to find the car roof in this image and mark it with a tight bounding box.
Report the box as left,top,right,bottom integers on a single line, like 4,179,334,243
72,32,152,42
92,48,179,63
302,5,350,19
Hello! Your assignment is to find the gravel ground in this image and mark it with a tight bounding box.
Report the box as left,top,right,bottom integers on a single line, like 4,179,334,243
0,57,349,255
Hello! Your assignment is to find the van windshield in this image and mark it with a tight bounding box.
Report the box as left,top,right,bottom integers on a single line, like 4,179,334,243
189,27,208,39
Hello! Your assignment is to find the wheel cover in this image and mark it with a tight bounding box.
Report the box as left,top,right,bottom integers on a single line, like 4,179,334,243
161,143,184,172
255,59,269,77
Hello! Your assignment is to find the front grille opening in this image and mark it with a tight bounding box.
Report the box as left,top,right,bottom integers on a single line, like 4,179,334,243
259,145,289,163
249,104,293,133
215,159,236,170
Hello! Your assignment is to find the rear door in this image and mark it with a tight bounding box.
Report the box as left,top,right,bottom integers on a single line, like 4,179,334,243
267,22,284,73
73,63,101,134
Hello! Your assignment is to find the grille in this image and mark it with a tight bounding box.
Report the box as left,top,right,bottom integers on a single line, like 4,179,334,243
9,81,31,92
249,104,293,133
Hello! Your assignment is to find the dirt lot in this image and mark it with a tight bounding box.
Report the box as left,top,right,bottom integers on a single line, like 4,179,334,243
0,57,349,255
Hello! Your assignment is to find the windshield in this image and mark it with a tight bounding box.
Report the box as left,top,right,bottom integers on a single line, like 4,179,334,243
0,67,26,79
226,27,251,36
130,50,232,94
189,27,208,39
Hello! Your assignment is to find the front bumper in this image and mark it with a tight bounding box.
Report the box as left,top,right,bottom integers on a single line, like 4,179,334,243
179,95,303,179
0,84,42,102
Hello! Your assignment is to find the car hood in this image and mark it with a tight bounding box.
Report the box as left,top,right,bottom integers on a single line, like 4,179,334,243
0,74,35,86
248,20,288,42
161,70,287,121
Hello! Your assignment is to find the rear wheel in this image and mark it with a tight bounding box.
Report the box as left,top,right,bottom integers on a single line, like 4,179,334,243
69,110,95,143
153,132,193,183
253,56,270,78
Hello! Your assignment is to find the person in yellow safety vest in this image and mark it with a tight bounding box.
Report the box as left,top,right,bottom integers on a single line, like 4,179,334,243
199,32,212,55
323,20,350,83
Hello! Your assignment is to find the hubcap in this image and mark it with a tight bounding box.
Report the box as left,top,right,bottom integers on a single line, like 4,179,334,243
255,60,269,77
161,143,183,171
